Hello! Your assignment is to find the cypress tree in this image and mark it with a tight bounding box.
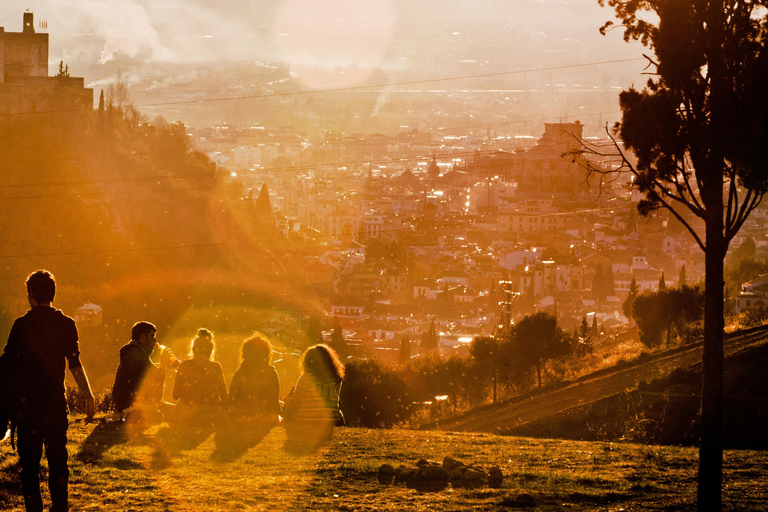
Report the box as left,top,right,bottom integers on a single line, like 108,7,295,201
255,183,272,217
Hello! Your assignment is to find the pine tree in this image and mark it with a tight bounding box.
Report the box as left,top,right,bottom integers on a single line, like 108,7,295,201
330,318,348,360
579,317,591,342
623,276,639,319
627,206,638,233
420,320,439,353
514,312,570,388
590,2,768,503
399,335,411,364
592,265,605,300
605,265,616,297
56,60,69,77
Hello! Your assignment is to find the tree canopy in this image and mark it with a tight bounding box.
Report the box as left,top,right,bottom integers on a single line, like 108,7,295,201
513,312,571,388
469,336,501,402
633,286,705,347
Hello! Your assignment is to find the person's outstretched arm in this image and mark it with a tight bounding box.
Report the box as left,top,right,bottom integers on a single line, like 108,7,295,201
214,362,227,402
269,367,281,415
70,365,95,421
282,374,307,420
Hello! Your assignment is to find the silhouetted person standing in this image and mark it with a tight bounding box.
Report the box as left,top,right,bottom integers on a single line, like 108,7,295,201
2,270,95,512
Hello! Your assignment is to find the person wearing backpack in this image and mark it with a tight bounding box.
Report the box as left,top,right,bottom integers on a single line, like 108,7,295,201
2,270,95,512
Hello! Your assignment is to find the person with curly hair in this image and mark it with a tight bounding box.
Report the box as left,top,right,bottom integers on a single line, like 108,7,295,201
282,344,344,451
228,333,281,423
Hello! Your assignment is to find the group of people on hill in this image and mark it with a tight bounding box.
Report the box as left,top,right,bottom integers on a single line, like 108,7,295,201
0,270,345,512
111,322,346,447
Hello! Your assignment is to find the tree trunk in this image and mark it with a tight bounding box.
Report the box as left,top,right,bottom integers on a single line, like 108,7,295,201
697,196,726,511
492,370,497,403
697,1,728,501
536,361,542,388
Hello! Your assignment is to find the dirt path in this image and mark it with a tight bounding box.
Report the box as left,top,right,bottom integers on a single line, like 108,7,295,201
436,325,768,433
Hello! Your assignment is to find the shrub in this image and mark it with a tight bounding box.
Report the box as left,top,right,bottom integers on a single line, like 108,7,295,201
340,360,413,428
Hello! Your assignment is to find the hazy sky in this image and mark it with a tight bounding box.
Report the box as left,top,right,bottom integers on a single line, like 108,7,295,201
0,0,643,77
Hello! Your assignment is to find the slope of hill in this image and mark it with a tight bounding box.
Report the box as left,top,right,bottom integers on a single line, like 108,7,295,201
434,325,768,442
1,421,767,511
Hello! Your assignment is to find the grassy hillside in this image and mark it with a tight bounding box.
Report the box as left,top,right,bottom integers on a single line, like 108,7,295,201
504,339,768,448
1,419,766,511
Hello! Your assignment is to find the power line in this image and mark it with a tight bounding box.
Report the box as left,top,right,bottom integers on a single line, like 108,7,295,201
0,180,218,200
0,148,190,170
0,168,217,190
139,58,644,109
0,58,644,117
0,241,246,260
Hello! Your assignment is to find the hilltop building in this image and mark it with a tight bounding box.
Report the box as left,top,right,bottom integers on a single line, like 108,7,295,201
467,121,594,197
0,11,92,114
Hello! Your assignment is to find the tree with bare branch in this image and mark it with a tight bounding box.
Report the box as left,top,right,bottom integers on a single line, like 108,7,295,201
578,1,768,509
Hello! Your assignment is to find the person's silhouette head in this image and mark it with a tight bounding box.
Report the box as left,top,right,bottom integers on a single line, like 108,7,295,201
242,333,271,365
131,321,157,350
26,270,56,306
192,328,215,359
301,344,344,383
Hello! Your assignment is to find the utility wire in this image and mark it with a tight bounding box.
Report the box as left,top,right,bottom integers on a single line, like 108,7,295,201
0,58,644,117
140,58,645,108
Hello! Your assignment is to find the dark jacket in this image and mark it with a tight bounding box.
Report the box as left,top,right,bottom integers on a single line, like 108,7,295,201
173,357,227,406
111,341,158,412
2,306,81,420
228,361,281,419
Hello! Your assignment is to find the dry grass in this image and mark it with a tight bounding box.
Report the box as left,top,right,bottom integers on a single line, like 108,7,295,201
2,416,767,511
542,336,649,386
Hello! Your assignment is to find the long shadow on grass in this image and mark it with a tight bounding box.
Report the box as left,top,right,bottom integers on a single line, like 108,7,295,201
156,423,215,455
0,463,22,506
211,422,274,462
76,420,155,466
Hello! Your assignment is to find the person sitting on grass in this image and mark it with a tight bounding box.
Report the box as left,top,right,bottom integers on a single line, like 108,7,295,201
172,328,227,426
112,321,177,426
228,333,281,425
282,344,345,451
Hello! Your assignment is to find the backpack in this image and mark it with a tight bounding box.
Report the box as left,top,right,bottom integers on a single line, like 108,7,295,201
0,352,19,448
